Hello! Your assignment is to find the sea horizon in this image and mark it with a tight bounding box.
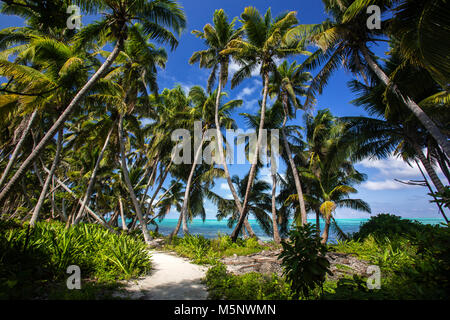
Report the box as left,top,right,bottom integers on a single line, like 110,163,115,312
148,217,446,243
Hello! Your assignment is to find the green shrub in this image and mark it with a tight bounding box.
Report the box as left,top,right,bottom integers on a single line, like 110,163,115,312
352,214,424,242
278,224,332,298
0,220,151,299
329,223,450,299
205,263,293,300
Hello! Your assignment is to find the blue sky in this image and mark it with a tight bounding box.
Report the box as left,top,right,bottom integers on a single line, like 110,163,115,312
0,1,446,220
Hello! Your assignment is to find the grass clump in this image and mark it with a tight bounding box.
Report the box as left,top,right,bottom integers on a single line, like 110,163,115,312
0,220,151,299
165,233,267,265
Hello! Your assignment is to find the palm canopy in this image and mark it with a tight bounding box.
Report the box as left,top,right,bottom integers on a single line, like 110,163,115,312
188,85,242,131
301,0,389,107
189,9,244,92
268,60,312,115
340,0,450,87
222,7,310,88
73,0,186,51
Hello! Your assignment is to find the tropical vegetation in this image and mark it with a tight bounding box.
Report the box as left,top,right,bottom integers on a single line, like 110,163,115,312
0,0,448,300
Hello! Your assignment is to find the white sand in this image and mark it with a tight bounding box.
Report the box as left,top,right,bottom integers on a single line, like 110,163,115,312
114,251,209,300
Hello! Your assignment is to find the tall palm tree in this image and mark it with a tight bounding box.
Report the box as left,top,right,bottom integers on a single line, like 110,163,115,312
222,7,309,242
293,109,371,243
189,9,247,239
240,101,289,243
300,0,450,157
268,60,312,226
342,0,450,88
177,85,240,235
342,51,449,221
0,0,186,204
74,25,168,224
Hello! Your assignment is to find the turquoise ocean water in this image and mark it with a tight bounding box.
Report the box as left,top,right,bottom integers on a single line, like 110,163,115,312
147,218,446,243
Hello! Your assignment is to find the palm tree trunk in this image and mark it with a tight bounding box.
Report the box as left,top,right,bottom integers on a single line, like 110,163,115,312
360,45,450,157
315,209,321,237
281,97,307,225
30,127,63,227
180,133,206,235
415,160,449,223
74,126,114,225
43,167,117,233
170,209,183,239
412,142,446,194
271,173,281,243
214,65,247,228
146,158,173,217
0,110,38,189
139,155,160,209
435,147,450,184
33,161,44,186
0,36,125,204
244,218,257,238
321,214,331,244
119,195,128,232
118,114,152,244
231,71,270,242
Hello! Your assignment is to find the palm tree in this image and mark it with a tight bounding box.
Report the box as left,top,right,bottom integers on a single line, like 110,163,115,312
342,51,449,221
177,85,240,235
300,0,450,157
240,102,289,243
342,0,450,88
302,162,371,244
156,180,184,232
74,25,168,224
189,9,247,238
268,60,312,226
222,7,309,242
0,0,186,204
294,109,371,243
208,173,275,238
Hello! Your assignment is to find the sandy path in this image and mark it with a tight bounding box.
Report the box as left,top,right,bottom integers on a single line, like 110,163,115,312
114,251,209,300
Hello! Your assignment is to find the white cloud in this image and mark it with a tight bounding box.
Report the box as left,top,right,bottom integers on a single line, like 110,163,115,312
362,179,408,191
359,156,421,178
237,86,257,99
220,183,229,190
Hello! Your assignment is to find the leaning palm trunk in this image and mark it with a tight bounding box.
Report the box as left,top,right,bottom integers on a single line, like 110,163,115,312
43,167,117,233
139,155,160,209
0,110,38,189
231,72,270,242
412,142,446,194
74,126,114,225
180,133,206,235
30,128,63,226
281,98,307,225
146,158,174,218
271,173,281,243
118,115,152,244
0,37,125,204
360,45,450,157
170,210,183,239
